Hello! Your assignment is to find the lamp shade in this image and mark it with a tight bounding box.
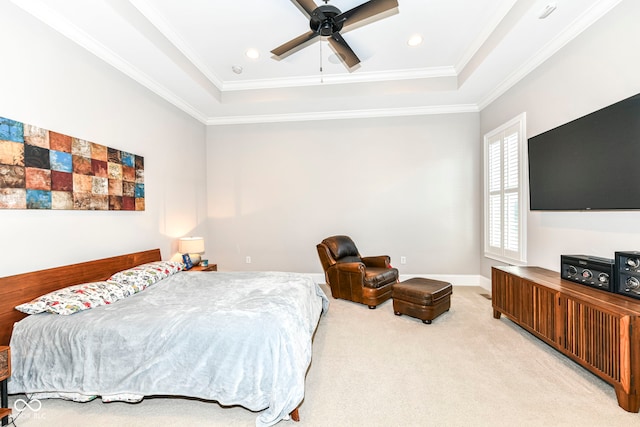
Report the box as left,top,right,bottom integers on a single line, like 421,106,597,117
179,237,205,254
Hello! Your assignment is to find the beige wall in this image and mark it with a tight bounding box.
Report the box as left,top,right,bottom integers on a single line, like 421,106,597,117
5,0,636,281
205,114,481,275
480,0,640,276
0,2,207,277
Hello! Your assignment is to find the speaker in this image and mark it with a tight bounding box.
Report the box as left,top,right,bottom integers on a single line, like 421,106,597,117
614,251,640,299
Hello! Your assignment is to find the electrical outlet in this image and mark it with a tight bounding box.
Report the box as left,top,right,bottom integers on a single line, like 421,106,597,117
245,256,251,264
400,256,406,265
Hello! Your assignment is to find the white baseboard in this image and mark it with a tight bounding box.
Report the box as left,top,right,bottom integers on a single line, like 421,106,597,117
308,273,326,285
308,273,491,292
399,274,491,291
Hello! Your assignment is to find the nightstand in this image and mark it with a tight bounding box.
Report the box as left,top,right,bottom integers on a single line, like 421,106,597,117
186,264,217,272
0,346,10,426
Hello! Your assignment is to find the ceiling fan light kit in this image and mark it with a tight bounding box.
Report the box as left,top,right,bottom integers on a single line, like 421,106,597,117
271,0,399,70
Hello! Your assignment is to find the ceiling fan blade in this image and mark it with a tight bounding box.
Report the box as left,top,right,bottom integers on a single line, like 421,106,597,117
292,0,318,16
271,30,319,57
328,32,360,68
335,0,398,27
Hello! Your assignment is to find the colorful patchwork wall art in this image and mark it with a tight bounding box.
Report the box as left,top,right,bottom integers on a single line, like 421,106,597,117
0,116,144,210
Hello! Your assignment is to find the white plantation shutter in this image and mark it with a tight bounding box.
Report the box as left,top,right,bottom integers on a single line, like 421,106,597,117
504,192,519,252
489,194,501,248
503,131,519,189
487,138,502,252
484,114,527,264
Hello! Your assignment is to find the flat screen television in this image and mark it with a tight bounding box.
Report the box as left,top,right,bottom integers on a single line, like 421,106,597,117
527,93,640,211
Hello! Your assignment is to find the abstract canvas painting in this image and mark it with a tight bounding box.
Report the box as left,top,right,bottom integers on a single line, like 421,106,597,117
0,116,144,210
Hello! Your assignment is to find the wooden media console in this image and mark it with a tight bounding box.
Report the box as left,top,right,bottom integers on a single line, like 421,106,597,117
492,266,640,412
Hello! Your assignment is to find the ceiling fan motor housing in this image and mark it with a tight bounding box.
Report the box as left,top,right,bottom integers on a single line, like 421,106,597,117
272,0,399,69
310,5,343,36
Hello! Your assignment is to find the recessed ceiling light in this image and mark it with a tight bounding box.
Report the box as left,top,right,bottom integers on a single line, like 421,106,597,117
245,49,259,59
407,34,423,47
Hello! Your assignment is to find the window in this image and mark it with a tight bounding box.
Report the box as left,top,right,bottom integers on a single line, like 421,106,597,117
484,113,527,264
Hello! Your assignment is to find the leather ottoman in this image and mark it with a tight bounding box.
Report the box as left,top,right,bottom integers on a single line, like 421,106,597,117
392,278,452,324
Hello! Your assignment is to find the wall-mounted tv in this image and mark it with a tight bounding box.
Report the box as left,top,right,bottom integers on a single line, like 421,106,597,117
528,93,640,211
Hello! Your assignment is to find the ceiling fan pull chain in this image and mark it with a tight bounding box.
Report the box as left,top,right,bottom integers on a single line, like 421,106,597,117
319,40,324,84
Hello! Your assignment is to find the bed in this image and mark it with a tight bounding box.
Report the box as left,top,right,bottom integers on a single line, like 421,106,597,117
0,249,328,426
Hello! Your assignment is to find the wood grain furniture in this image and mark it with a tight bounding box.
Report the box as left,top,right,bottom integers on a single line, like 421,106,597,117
392,278,452,324
186,264,217,272
492,266,640,412
0,249,161,347
316,235,398,308
0,346,10,426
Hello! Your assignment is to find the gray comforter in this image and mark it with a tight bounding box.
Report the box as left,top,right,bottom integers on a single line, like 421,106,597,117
9,271,328,426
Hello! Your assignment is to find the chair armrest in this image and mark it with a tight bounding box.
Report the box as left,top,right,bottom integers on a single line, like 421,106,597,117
361,256,391,269
332,262,365,273
326,262,366,301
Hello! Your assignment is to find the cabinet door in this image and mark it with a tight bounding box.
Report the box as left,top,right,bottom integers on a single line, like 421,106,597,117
557,296,623,384
492,268,520,320
520,280,556,344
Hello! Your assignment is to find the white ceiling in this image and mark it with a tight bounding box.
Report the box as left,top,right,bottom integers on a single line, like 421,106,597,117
11,0,623,124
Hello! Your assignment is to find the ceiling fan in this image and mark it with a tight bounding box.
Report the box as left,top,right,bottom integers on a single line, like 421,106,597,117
271,0,399,69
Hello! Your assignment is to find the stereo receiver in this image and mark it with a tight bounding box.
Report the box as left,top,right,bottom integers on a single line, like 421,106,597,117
614,251,640,300
560,255,614,292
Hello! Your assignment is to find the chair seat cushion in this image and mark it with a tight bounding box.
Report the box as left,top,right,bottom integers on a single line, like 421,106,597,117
363,267,398,289
392,278,452,305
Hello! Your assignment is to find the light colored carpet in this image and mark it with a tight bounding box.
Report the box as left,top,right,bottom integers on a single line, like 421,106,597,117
6,285,640,427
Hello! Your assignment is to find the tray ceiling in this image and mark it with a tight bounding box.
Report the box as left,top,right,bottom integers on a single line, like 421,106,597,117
10,0,623,124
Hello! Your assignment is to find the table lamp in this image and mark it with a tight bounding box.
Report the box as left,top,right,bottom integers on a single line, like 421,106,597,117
179,237,205,266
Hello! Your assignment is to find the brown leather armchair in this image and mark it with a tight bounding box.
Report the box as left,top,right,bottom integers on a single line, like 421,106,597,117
316,235,399,309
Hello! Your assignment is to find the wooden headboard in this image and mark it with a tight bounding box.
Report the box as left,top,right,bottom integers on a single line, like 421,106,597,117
0,249,162,346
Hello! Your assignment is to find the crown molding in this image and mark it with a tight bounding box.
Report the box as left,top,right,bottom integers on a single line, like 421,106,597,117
11,0,623,126
10,0,209,124
454,0,520,74
221,66,457,91
128,0,225,90
206,104,479,126
478,0,623,110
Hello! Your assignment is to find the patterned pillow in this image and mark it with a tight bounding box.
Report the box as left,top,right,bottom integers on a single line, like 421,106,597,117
144,260,184,276
108,261,184,292
15,281,125,315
